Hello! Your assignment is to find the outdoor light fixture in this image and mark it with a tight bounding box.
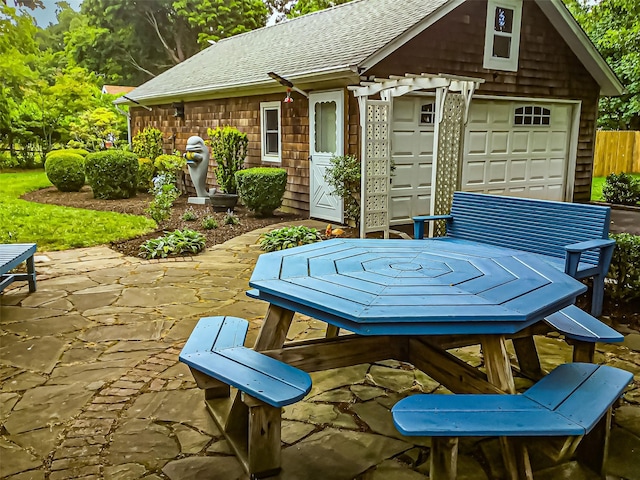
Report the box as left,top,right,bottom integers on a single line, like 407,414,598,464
172,102,185,119
267,71,309,98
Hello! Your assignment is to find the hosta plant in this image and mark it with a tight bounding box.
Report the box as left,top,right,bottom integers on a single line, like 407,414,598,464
139,229,206,259
259,226,322,252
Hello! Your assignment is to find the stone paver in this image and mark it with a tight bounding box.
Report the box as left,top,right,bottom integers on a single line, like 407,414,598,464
1,219,639,480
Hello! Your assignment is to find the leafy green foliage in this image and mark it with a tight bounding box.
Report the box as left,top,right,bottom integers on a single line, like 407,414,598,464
223,209,239,225
607,233,640,301
85,150,139,199
68,107,126,151
206,126,248,194
181,207,198,221
138,229,206,259
201,215,218,229
602,173,640,205
132,127,163,160
235,167,287,217
324,155,361,226
0,170,155,250
287,0,353,18
174,0,268,45
259,225,322,252
46,149,89,160
563,0,640,129
146,174,180,224
45,152,85,192
137,157,155,192
154,153,186,177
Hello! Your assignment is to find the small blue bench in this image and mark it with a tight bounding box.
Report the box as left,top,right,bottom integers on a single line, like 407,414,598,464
413,192,615,317
0,243,37,293
180,316,312,479
392,363,633,479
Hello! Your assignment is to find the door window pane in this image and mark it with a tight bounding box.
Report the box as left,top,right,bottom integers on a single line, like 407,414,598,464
315,101,337,153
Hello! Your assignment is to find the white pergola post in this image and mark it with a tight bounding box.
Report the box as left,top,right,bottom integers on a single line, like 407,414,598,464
349,73,483,238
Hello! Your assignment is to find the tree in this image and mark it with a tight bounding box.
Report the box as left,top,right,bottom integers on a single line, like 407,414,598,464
174,0,268,45
564,0,640,130
288,0,353,18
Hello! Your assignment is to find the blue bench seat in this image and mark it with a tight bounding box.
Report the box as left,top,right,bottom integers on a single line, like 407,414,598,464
392,363,632,479
0,243,37,293
180,316,312,478
413,192,616,316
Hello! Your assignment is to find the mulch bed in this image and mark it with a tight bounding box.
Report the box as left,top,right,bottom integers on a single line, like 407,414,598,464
21,186,312,257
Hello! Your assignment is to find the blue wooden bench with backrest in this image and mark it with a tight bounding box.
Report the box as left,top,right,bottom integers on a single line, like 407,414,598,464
413,192,616,317
392,363,633,480
180,316,312,479
0,243,37,293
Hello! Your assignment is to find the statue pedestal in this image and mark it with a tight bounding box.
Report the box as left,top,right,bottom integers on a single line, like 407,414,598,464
188,197,212,205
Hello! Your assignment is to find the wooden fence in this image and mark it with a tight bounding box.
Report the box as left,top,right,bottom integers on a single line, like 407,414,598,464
593,131,640,177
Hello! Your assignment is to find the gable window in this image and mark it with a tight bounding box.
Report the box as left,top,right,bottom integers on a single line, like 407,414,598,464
420,102,435,125
483,0,522,72
260,101,281,162
514,106,551,126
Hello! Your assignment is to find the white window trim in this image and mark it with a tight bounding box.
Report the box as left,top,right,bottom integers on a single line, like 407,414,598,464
483,0,522,72
260,101,282,163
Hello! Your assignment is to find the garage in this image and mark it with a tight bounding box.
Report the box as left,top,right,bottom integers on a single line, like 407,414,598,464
389,97,575,225
462,99,574,201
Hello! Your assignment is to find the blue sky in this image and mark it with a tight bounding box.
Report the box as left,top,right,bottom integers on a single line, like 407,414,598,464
30,0,83,27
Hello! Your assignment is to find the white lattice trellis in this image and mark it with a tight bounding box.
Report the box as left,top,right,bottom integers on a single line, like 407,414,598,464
349,73,484,238
361,100,391,238
432,92,466,237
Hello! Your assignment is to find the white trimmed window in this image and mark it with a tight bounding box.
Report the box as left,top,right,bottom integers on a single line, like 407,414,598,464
260,101,281,162
483,0,522,72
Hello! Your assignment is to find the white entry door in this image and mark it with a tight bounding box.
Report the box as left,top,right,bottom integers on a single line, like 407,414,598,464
309,90,344,222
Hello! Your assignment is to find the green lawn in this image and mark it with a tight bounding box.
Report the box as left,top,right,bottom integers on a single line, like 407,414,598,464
0,170,156,251
591,173,640,202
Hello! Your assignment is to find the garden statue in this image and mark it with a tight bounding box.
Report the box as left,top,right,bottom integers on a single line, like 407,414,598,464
184,136,215,203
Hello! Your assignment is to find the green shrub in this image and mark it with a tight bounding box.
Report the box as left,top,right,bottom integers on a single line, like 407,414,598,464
45,152,85,192
132,127,163,160
146,174,179,224
46,148,89,161
223,210,239,225
235,167,287,217
602,173,640,206
139,229,206,259
206,126,248,194
607,233,640,301
201,215,218,230
324,155,361,226
85,150,139,199
154,154,186,177
182,207,198,221
259,225,322,252
137,157,155,192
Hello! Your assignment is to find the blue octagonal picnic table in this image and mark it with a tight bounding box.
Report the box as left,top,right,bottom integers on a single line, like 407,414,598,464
204,238,590,479
247,238,588,395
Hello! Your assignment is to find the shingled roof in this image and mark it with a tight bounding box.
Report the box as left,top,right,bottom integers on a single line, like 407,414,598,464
122,0,451,103
122,0,622,104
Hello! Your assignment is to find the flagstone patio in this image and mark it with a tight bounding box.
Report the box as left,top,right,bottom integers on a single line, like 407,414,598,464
1,221,639,480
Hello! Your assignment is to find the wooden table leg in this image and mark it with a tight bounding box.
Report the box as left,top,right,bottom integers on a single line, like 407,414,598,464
512,337,545,380
253,304,295,351
430,437,458,480
482,335,532,480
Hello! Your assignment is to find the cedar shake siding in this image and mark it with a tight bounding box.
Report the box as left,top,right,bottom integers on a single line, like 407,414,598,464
367,0,599,202
130,93,311,213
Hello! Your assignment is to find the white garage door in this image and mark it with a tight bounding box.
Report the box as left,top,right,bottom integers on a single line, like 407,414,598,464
389,96,435,225
462,100,572,201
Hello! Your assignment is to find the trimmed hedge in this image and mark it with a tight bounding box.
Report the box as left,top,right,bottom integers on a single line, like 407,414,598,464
45,152,85,192
607,233,640,301
85,150,139,199
46,149,89,161
235,167,287,217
